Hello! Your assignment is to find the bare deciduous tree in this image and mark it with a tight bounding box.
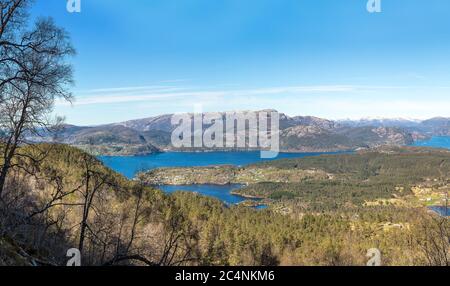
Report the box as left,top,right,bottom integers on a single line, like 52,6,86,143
77,154,112,254
0,0,74,197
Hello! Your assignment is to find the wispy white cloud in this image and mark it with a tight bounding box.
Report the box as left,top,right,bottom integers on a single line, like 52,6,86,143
57,84,382,107
55,83,450,125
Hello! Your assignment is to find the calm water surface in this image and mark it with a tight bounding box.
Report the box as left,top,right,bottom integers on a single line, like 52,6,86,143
159,184,255,205
99,151,346,179
99,139,450,206
429,206,449,217
99,151,344,206
412,136,450,149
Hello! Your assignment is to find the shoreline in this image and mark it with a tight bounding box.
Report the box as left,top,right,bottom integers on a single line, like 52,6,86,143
230,191,265,200
96,148,356,158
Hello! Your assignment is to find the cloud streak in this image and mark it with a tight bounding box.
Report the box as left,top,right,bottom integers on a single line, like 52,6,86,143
57,84,404,107
54,83,450,125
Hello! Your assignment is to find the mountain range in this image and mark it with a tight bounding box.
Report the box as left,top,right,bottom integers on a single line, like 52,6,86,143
43,111,450,156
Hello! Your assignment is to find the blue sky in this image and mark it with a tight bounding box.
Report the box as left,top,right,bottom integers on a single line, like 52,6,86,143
31,0,450,125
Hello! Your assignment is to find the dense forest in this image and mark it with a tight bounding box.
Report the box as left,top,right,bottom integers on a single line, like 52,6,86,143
0,144,448,266
235,147,450,211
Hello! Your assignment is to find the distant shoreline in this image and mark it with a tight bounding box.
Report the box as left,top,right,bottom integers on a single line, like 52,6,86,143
96,148,355,158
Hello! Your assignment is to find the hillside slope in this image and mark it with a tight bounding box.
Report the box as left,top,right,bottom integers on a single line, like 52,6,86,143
1,144,448,266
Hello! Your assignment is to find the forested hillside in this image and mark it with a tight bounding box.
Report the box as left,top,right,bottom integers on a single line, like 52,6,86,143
1,144,448,266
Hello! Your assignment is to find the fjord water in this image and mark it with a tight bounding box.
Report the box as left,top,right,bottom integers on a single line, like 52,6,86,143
160,184,268,208
99,151,343,179
99,137,450,206
159,184,252,205
429,206,449,217
412,136,450,149
99,151,342,205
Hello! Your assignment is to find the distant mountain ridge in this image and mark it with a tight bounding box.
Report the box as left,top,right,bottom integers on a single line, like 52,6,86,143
116,114,175,133
114,111,338,133
339,117,450,134
339,117,450,140
46,111,449,155
338,118,423,128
